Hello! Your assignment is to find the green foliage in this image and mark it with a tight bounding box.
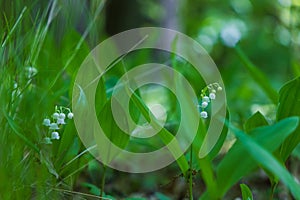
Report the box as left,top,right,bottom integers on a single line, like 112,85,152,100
96,99,131,164
244,111,269,133
1,0,300,199
215,117,299,198
234,46,278,104
229,118,300,199
277,77,300,162
240,184,253,200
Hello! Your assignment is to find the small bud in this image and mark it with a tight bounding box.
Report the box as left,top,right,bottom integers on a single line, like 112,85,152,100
53,113,59,119
44,137,52,144
217,86,223,91
211,89,216,93
67,112,74,119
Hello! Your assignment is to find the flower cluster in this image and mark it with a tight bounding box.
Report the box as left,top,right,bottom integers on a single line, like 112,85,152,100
42,106,73,144
198,83,223,119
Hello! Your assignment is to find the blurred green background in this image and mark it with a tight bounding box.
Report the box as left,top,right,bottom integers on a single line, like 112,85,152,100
1,0,300,199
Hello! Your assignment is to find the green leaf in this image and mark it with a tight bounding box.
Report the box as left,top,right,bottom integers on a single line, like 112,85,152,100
195,111,229,199
81,182,101,196
155,192,171,200
54,122,79,169
230,119,300,199
240,184,253,200
129,89,190,177
95,98,131,164
244,111,269,133
277,77,300,161
234,46,278,104
40,151,59,179
216,117,299,197
207,109,229,160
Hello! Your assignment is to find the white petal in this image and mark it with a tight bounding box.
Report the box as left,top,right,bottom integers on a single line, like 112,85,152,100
58,113,66,119
51,132,60,140
43,118,51,126
53,113,59,119
200,111,208,118
57,118,66,125
49,123,59,130
203,96,210,102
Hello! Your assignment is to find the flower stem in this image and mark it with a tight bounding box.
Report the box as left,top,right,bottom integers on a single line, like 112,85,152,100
100,164,107,197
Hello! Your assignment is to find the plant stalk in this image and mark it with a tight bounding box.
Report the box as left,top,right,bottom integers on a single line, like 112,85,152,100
100,164,107,197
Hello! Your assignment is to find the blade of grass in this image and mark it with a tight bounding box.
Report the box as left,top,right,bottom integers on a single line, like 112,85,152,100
40,0,107,103
1,7,27,48
2,111,39,153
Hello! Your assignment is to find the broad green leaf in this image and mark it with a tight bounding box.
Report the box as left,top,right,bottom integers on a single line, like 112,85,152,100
277,77,300,161
216,117,299,197
54,122,79,169
96,98,130,164
129,89,190,177
234,46,278,104
244,111,269,133
196,111,229,199
230,120,300,199
240,184,253,200
207,110,229,160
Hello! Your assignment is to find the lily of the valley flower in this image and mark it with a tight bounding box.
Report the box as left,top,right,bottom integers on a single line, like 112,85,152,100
200,111,208,119
67,112,74,119
42,106,74,143
49,123,59,130
199,83,223,119
51,132,60,140
209,93,216,100
43,118,51,126
57,118,66,125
